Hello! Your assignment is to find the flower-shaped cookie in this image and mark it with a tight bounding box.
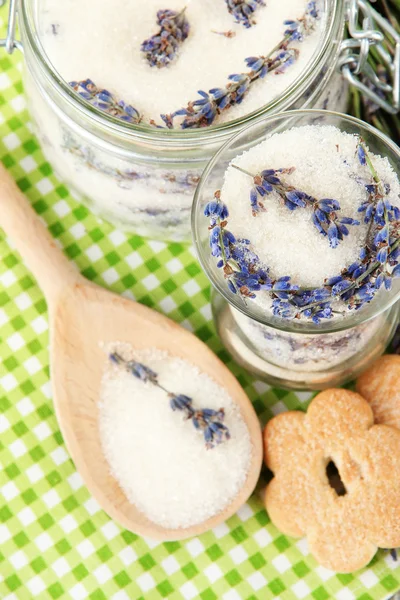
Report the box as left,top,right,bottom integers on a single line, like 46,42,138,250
264,388,400,573
357,355,400,428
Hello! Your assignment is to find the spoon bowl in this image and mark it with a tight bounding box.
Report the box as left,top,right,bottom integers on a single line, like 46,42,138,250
0,163,263,540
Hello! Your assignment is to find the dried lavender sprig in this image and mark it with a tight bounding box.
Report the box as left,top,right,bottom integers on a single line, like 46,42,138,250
204,195,304,310
224,0,265,28
231,164,360,248
141,7,190,68
204,147,400,322
109,352,230,449
69,79,141,123
161,2,319,128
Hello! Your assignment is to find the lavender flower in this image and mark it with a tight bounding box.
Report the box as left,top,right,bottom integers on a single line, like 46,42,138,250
192,409,230,449
233,164,360,247
284,1,318,41
141,8,190,68
224,0,265,28
109,353,229,449
162,3,319,128
69,79,141,124
204,139,400,323
110,352,158,382
169,393,193,418
357,144,367,166
204,193,301,309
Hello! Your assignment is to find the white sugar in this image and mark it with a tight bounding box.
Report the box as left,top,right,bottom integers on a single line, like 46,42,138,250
38,0,323,125
99,345,252,529
221,124,400,295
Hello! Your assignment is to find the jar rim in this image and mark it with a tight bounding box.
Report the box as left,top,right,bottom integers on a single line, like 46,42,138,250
191,109,400,334
20,0,343,142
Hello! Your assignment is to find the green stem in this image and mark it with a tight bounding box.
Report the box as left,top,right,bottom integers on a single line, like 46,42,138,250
231,164,255,178
360,140,383,190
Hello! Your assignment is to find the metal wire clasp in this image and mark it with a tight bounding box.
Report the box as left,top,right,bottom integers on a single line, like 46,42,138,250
0,0,23,54
339,0,400,114
0,0,398,114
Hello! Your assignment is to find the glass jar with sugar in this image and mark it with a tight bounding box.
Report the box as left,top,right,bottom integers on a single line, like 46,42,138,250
0,0,398,241
192,110,400,390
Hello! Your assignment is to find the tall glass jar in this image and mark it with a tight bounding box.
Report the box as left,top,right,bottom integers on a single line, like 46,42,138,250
192,110,400,390
2,0,349,240
1,0,396,241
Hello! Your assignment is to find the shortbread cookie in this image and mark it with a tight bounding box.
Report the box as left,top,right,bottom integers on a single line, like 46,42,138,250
264,388,400,573
356,355,400,428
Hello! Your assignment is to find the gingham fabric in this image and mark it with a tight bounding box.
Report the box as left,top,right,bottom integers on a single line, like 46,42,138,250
1,6,400,600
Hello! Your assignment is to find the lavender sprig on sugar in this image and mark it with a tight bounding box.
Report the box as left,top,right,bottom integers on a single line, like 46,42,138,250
161,1,319,128
69,79,141,124
141,7,190,68
204,139,400,324
231,164,360,248
224,0,265,28
109,352,230,449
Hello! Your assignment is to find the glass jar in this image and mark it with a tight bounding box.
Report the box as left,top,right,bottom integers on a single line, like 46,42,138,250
1,0,397,241
192,110,400,390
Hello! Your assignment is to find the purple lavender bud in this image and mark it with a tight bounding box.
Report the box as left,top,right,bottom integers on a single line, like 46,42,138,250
261,180,273,193
312,213,327,236
315,208,328,223
337,223,348,238
357,144,367,166
141,8,190,68
328,223,339,248
223,230,236,244
332,280,352,295
312,288,331,301
285,190,307,208
376,200,385,218
375,273,384,289
340,217,360,226
377,247,388,263
375,226,389,245
319,198,341,212
365,204,374,223
326,275,343,286
392,264,400,277
169,394,193,414
307,1,318,18
225,0,265,28
210,227,220,244
227,280,237,294
204,201,218,217
384,275,392,290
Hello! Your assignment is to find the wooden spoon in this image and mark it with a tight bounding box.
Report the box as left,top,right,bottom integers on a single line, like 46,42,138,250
0,163,263,541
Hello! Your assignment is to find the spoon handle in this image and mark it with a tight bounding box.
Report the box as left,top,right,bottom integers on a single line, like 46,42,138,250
0,162,81,303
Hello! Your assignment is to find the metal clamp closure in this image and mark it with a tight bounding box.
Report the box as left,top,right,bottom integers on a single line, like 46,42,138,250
339,0,400,114
0,0,398,113
0,0,23,54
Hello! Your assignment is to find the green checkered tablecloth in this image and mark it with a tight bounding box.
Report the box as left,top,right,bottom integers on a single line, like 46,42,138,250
1,7,400,600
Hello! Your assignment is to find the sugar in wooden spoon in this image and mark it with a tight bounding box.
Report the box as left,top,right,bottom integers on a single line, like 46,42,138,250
0,163,262,540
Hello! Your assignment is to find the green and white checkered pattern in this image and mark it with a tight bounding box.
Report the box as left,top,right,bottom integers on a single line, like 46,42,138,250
0,7,400,600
